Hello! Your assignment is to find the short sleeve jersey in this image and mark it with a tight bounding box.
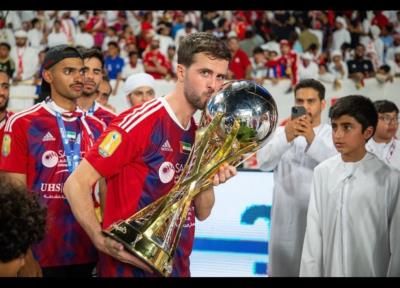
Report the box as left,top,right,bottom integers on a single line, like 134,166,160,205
0,100,105,267
85,97,197,277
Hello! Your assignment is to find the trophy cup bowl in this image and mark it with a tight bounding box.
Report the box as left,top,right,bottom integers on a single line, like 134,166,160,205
102,80,278,276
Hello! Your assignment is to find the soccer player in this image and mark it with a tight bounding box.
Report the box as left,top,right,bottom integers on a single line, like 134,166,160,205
64,32,237,277
77,48,117,126
0,45,105,277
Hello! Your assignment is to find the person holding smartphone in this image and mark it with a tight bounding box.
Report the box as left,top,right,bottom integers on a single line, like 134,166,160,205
256,78,337,277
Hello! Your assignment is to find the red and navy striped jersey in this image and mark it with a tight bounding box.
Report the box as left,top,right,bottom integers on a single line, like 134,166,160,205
85,97,197,277
92,102,117,126
0,100,105,267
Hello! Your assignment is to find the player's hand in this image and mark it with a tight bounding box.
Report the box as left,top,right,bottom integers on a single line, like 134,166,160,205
98,233,154,274
212,163,237,186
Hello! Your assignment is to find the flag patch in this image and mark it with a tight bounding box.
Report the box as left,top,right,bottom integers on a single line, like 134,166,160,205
180,141,192,154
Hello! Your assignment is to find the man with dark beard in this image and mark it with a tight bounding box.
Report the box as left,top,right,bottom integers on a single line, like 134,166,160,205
64,32,237,277
0,70,12,143
77,48,117,127
0,45,105,277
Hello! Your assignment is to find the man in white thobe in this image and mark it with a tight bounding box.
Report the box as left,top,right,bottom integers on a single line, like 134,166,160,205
257,79,337,276
366,100,400,171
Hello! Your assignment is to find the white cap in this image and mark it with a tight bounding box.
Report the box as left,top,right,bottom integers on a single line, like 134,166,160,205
123,73,156,97
301,52,313,61
331,50,342,59
370,25,381,38
15,30,28,38
335,16,347,29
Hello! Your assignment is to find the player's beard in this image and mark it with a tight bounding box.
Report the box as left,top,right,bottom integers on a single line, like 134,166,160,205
0,97,9,112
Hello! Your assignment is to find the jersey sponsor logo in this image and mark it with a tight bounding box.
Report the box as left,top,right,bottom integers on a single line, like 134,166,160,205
42,131,56,142
99,130,122,158
1,134,11,157
180,141,192,154
161,139,173,152
159,161,175,184
42,150,59,168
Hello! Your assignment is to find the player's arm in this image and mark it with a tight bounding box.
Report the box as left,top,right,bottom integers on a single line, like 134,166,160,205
194,163,237,221
64,159,153,273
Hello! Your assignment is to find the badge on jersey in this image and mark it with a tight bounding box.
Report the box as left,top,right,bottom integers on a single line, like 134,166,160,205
180,141,192,154
98,130,122,158
2,134,11,157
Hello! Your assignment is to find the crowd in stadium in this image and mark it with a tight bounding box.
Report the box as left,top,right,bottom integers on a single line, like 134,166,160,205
1,10,400,97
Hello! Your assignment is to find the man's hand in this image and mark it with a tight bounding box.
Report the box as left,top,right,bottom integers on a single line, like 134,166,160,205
212,163,237,186
96,232,154,274
284,118,297,143
293,115,315,145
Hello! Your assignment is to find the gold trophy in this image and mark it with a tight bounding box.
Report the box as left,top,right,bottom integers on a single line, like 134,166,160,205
102,80,278,276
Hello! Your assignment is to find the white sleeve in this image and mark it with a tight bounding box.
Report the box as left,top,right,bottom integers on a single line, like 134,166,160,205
300,168,323,276
256,126,292,172
387,171,400,276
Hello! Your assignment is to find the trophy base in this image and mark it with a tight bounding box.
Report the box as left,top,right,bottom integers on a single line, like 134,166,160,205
102,220,173,277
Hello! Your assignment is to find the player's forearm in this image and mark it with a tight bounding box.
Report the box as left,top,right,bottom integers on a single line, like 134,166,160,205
194,186,215,221
64,173,103,247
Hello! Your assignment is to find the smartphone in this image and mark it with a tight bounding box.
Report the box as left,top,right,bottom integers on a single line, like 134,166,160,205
291,106,306,119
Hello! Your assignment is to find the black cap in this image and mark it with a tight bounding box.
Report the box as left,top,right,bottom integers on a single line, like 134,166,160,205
40,45,82,99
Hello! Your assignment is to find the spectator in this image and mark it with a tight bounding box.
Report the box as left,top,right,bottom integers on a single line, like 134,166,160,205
298,52,319,81
143,35,171,80
156,22,174,57
386,33,400,63
75,20,95,49
102,26,119,52
347,43,375,89
239,27,265,58
250,46,268,85
104,41,125,94
10,29,39,83
387,46,400,77
47,20,69,48
375,64,393,84
175,21,198,50
298,18,319,53
120,50,144,80
122,72,156,107
331,16,351,52
256,79,337,276
227,36,252,80
278,39,300,92
0,42,15,78
328,50,348,89
367,100,400,170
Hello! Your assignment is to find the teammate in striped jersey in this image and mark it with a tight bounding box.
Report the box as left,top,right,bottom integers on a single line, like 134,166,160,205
0,45,105,277
64,32,237,277
77,48,117,127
